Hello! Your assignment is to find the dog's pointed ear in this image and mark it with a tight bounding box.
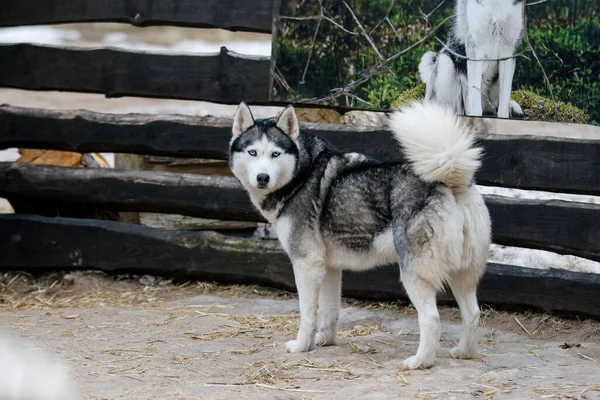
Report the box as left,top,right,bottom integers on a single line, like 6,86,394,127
232,102,255,139
276,105,300,141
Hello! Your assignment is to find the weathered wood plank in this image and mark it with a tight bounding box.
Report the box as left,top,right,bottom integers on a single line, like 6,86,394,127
0,162,598,261
0,44,270,104
0,0,273,32
0,163,262,222
139,213,257,231
487,195,600,262
1,106,599,195
0,214,598,318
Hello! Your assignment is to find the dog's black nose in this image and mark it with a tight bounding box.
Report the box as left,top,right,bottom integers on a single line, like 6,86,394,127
257,173,270,185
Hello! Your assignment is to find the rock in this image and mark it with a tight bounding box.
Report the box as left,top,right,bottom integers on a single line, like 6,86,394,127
282,108,344,124
61,274,76,288
139,275,156,286
343,110,389,127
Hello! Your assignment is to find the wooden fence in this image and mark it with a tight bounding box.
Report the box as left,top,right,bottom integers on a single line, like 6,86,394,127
0,0,599,318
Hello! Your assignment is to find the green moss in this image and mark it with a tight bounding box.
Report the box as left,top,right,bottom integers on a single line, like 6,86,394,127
511,89,590,124
391,83,426,109
391,85,589,124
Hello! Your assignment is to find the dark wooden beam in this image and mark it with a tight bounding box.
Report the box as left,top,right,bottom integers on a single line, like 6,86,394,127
0,163,261,223
0,0,273,32
0,214,598,319
486,195,600,263
1,106,599,195
0,162,598,261
0,44,271,104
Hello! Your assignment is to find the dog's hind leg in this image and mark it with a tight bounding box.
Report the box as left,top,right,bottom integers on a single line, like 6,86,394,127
315,267,342,346
448,269,481,359
400,271,440,370
498,58,517,118
286,259,326,353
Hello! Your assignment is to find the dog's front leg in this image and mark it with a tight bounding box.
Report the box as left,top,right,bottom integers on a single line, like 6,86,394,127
466,47,484,117
497,58,516,118
286,260,326,353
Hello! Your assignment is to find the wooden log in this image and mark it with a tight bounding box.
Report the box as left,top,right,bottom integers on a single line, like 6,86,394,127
487,195,600,262
0,44,270,104
0,162,598,261
0,162,262,222
0,0,273,32
1,106,598,195
139,213,257,231
0,214,598,319
142,156,233,176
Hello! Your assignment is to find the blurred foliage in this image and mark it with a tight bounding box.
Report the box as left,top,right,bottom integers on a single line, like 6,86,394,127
273,0,599,124
391,82,426,109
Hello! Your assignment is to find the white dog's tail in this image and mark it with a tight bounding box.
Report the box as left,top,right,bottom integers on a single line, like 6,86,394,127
418,51,437,84
389,101,482,191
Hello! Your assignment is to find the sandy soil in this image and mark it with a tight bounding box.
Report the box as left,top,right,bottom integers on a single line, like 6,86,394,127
1,271,599,400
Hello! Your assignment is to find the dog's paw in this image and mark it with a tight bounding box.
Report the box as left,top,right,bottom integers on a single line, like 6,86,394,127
285,340,312,353
400,355,435,370
314,330,337,347
449,345,476,360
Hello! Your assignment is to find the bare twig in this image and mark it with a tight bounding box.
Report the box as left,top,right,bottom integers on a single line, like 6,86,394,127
343,1,385,61
280,12,357,36
434,37,530,62
514,316,532,336
300,17,323,84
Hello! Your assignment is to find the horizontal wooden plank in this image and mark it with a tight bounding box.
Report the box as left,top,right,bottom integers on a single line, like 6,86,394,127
0,162,598,261
1,106,599,195
0,0,273,32
0,162,262,222
0,44,270,104
0,214,598,318
486,195,600,262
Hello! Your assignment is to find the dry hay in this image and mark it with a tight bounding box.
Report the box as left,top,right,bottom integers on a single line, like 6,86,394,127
340,321,388,338
0,271,294,311
185,312,300,342
2,270,599,343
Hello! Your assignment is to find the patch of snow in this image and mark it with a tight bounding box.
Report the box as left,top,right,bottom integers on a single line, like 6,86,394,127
173,39,271,56
489,244,600,274
477,185,599,204
0,26,80,45
0,148,20,162
102,32,128,44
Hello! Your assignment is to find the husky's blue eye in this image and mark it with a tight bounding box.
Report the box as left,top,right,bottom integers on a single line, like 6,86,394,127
272,152,280,158
248,150,257,156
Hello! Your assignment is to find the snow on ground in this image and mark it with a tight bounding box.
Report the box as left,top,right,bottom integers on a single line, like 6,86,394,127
0,24,598,274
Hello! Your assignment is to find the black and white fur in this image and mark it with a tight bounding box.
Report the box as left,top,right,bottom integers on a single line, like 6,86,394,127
230,101,491,370
419,0,525,118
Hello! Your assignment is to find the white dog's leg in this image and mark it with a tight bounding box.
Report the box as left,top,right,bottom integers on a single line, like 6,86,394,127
448,275,481,359
400,273,440,370
315,267,342,346
286,260,326,353
466,54,484,117
498,58,516,118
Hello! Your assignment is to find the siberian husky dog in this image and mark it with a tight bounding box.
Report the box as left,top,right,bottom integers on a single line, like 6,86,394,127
419,0,525,118
229,101,491,369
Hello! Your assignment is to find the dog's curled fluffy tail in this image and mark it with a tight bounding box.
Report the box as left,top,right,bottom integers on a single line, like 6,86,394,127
389,101,482,191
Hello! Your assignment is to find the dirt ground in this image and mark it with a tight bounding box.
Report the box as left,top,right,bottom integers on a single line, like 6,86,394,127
1,271,599,400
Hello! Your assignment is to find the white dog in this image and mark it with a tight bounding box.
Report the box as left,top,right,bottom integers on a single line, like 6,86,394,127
419,0,524,118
